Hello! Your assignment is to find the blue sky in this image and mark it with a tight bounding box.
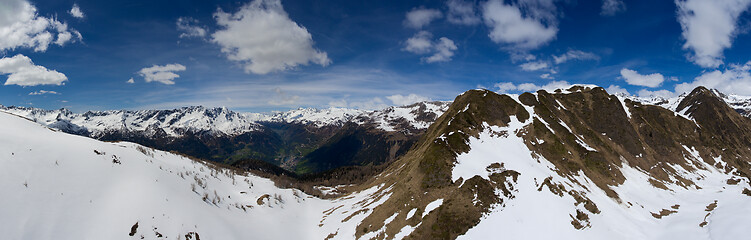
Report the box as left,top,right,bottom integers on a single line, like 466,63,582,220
1,0,751,112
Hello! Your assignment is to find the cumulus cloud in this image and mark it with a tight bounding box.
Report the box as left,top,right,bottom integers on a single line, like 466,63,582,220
601,0,626,16
69,4,84,18
138,64,186,85
519,61,549,71
126,78,135,84
675,0,751,68
425,37,458,63
494,82,517,93
404,8,443,29
387,94,430,106
211,0,330,74
482,0,558,49
267,87,300,105
29,90,59,95
403,31,433,54
403,31,458,63
553,50,599,64
620,68,665,88
494,80,571,93
675,61,751,95
446,0,481,25
0,0,81,52
606,85,630,95
0,54,68,86
177,17,207,38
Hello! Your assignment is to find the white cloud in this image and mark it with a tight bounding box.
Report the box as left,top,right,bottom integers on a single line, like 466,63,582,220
330,97,389,110
387,94,430,106
0,0,81,52
403,31,457,63
328,99,348,108
519,61,549,71
69,4,84,18
29,90,59,95
495,82,518,93
637,89,675,98
404,8,443,29
675,61,751,95
267,87,300,105
601,0,626,16
606,85,630,95
0,54,68,86
675,0,751,68
482,0,558,49
403,31,434,54
138,64,186,85
135,67,460,111
540,73,553,79
177,17,207,38
510,52,537,62
553,50,599,64
494,80,571,93
446,0,480,25
126,78,135,84
425,37,457,63
211,0,330,74
620,68,664,88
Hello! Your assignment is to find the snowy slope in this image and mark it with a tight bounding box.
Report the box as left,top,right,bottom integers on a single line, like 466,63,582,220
3,86,750,240
0,111,393,240
453,109,751,239
445,89,751,239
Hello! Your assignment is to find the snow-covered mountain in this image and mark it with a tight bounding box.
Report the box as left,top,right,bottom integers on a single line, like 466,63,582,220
2,86,750,239
713,90,751,118
615,89,751,119
339,86,751,239
0,102,452,174
0,110,396,240
0,101,451,138
0,106,262,137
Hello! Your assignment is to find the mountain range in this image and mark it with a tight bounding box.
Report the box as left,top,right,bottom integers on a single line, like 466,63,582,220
0,101,450,175
1,85,750,239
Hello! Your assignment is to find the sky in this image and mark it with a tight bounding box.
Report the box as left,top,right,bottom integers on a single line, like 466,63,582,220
1,0,751,113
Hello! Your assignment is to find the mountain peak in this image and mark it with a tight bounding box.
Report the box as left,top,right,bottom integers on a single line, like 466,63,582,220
676,86,727,118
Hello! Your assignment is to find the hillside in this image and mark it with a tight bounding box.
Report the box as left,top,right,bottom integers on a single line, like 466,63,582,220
342,86,751,239
0,110,395,240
